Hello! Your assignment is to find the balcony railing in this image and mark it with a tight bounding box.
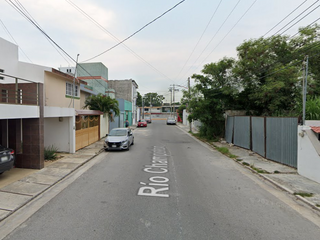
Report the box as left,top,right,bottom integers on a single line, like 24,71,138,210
0,73,40,106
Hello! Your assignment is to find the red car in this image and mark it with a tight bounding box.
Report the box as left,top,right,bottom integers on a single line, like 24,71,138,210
137,119,147,127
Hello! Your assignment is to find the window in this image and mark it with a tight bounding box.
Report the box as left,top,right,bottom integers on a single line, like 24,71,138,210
66,82,79,97
0,69,4,80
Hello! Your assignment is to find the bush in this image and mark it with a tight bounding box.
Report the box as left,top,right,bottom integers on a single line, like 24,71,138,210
44,145,58,160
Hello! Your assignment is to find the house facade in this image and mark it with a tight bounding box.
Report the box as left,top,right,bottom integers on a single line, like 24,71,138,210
0,37,105,169
108,79,139,125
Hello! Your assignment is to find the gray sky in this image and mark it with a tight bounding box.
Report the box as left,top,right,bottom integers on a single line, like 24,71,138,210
0,0,318,102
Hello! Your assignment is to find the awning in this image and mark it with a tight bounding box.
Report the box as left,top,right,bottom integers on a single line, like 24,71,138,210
76,110,103,116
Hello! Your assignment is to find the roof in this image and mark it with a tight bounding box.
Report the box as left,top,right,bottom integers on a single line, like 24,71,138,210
311,126,320,133
76,110,103,116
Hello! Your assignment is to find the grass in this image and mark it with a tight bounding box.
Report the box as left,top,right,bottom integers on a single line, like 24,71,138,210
216,147,238,159
189,132,238,159
316,204,320,208
294,192,314,197
216,147,229,155
250,164,269,174
242,162,250,166
44,145,58,160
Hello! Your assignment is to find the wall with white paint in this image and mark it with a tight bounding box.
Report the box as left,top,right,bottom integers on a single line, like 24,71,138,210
298,125,320,184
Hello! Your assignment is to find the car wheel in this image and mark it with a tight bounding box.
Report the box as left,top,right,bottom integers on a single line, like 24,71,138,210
126,145,130,151
131,138,134,145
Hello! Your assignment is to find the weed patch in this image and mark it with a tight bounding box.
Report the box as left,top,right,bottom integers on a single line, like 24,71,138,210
250,165,268,174
294,192,314,197
44,145,58,160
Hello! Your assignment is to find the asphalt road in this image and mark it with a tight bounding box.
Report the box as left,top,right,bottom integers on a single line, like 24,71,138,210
5,120,320,240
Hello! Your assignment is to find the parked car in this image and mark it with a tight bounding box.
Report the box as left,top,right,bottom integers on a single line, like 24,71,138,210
166,116,176,125
104,128,134,151
137,119,148,127
0,145,15,174
145,116,152,123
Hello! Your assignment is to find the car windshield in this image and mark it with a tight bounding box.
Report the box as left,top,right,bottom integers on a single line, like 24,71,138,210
109,129,127,136
168,117,175,120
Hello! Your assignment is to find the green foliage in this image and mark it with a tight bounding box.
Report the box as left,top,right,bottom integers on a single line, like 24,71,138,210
305,97,320,120
136,92,142,107
143,92,165,106
294,192,314,197
44,145,58,160
216,147,229,155
185,24,320,139
84,94,120,121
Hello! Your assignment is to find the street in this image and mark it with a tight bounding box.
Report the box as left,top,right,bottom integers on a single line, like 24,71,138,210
4,120,320,240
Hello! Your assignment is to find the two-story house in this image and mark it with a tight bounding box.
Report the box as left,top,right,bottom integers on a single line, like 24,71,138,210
0,37,103,169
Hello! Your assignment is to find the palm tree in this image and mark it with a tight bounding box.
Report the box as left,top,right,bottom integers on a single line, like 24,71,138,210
84,94,120,121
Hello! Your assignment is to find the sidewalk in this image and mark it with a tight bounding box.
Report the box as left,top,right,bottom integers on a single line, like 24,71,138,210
176,122,320,212
0,139,105,222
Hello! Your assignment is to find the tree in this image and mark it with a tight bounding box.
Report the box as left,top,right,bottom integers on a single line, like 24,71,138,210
136,92,142,107
185,58,238,139
143,92,165,106
84,94,120,121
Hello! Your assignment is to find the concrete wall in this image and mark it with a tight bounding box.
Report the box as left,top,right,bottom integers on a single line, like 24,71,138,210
0,37,19,78
18,62,49,83
0,104,39,119
44,117,71,152
80,91,90,109
0,37,49,83
44,106,75,153
100,113,109,137
77,62,108,80
109,80,133,102
298,125,320,184
44,71,81,109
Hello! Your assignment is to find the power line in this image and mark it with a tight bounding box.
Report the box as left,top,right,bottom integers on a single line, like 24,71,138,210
66,0,173,82
83,0,186,62
289,17,320,39
263,0,308,37
175,0,223,82
278,3,320,36
0,18,33,63
193,0,258,76
6,0,110,90
180,0,241,82
271,0,320,37
6,0,73,65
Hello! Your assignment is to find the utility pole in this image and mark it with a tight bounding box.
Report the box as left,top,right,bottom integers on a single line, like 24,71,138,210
142,97,144,119
188,77,191,132
73,54,79,109
303,55,309,126
150,95,152,115
169,87,172,116
170,84,179,116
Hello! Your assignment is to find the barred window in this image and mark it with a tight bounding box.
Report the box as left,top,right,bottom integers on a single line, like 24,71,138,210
66,82,79,97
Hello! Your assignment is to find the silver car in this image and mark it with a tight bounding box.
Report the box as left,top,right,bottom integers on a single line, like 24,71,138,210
104,128,134,151
166,117,176,125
